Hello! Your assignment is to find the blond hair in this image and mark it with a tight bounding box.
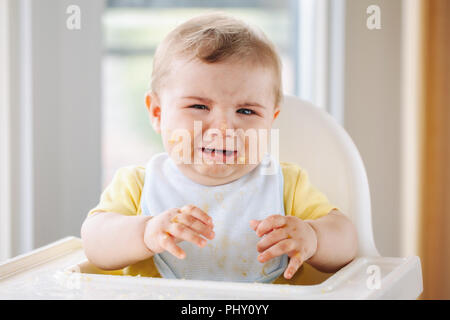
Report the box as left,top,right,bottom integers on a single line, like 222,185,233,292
151,12,283,106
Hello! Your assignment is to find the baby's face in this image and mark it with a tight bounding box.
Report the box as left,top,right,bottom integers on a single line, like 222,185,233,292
146,58,280,186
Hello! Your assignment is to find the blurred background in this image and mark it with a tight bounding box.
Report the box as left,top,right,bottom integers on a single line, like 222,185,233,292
0,0,449,299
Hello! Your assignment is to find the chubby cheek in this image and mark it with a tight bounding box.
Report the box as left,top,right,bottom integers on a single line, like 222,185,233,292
161,110,195,142
161,124,198,165
160,108,190,132
238,125,275,165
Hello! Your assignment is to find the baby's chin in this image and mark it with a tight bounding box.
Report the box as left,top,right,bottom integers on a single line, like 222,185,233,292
178,162,254,186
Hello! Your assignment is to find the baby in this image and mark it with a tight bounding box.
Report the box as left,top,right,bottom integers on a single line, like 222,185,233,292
81,13,357,283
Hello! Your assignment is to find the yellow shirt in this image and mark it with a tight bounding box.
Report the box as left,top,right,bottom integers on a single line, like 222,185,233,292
87,162,338,285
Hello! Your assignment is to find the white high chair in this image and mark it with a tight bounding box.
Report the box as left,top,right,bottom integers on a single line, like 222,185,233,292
273,95,379,258
272,95,423,298
0,96,423,299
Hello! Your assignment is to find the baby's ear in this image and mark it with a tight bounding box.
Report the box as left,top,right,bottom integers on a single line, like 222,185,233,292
145,92,161,134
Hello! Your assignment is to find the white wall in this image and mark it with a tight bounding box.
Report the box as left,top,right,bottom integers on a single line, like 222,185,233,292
0,0,12,261
343,0,403,257
7,0,103,255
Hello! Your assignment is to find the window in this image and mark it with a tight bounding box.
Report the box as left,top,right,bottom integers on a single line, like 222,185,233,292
101,0,328,186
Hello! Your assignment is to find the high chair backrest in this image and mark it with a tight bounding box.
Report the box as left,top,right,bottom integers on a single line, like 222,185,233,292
273,95,379,257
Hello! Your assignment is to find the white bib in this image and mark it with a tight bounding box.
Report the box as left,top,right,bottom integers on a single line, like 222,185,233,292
140,152,287,283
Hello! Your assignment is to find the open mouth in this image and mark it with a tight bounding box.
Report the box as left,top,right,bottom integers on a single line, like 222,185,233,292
200,147,238,162
201,147,236,157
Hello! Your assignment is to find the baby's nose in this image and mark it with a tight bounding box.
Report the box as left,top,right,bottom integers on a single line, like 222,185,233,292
208,121,234,137
202,121,236,147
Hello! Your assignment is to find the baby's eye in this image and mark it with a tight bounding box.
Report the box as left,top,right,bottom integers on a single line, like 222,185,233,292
189,104,209,110
237,108,256,115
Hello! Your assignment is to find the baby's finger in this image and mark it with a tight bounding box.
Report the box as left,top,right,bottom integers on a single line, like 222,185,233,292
257,239,295,263
160,232,186,259
284,253,303,279
256,228,289,253
255,214,286,237
168,222,208,248
249,219,261,231
172,214,215,240
181,205,213,226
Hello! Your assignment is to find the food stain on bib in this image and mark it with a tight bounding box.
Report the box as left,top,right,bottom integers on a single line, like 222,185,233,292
232,264,248,277
214,192,224,204
207,242,219,257
217,256,226,268
261,262,270,277
221,236,230,251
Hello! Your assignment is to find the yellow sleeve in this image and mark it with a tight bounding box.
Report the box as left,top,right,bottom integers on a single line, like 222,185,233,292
88,166,146,217
281,162,338,220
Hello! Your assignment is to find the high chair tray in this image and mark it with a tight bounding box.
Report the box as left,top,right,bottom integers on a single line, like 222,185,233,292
0,237,422,299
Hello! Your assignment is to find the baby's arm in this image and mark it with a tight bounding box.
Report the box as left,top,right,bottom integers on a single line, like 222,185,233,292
81,205,214,270
250,210,357,278
303,210,358,273
81,212,154,270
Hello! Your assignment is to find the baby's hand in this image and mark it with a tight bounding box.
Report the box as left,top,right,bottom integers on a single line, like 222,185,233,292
144,205,215,259
250,215,318,279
